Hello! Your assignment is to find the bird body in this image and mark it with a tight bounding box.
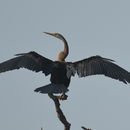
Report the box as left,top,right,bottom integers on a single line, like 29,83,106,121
0,32,130,97
35,61,71,94
50,61,71,87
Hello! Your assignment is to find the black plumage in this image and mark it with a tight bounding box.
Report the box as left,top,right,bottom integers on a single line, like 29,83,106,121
67,56,130,84
0,32,130,95
0,51,53,75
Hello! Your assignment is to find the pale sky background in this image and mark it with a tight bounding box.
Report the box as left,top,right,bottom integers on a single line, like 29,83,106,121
0,0,130,130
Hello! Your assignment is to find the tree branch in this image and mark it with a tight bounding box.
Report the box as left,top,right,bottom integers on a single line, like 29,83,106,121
48,94,71,130
81,126,92,130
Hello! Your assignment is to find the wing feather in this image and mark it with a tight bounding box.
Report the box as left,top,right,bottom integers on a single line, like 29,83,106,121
66,56,130,84
0,51,54,76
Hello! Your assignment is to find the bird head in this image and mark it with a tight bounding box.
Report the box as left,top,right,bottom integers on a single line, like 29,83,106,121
44,32,64,41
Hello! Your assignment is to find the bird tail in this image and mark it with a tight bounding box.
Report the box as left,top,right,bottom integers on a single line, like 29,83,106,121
34,83,69,94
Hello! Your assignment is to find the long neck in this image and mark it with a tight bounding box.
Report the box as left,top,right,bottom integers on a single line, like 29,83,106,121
58,37,69,62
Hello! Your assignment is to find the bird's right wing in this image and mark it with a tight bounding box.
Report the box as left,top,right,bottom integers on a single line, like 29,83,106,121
0,51,54,76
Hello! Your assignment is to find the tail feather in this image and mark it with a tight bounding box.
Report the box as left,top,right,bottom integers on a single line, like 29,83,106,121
34,83,69,94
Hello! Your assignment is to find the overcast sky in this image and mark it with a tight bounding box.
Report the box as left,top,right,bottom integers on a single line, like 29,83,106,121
0,0,130,130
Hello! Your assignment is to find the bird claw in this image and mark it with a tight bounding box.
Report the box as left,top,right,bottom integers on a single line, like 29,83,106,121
58,94,68,100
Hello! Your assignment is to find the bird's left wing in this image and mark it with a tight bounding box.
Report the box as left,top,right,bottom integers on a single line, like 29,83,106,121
0,51,54,76
66,56,130,84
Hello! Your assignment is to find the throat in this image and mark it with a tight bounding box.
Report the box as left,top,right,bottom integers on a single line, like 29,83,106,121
57,51,67,61
57,36,69,62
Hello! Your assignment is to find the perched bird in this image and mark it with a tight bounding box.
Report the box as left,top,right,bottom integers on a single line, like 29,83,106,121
0,32,130,99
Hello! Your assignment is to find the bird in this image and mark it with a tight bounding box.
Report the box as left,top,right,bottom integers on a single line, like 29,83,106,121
0,32,130,99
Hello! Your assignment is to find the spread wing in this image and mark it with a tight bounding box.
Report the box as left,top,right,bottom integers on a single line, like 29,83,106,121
0,51,54,76
66,56,130,84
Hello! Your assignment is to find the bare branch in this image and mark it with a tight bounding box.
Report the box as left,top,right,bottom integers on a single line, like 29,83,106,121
81,126,92,130
48,93,71,130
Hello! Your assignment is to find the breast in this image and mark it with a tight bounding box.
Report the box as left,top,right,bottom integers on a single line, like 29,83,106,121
50,61,71,87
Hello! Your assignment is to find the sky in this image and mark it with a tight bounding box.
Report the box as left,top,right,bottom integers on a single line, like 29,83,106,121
0,0,130,130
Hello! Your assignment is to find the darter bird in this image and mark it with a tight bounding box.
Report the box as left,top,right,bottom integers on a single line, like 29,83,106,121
0,32,130,99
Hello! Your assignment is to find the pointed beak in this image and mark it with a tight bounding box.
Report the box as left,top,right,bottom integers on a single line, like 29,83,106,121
44,32,55,37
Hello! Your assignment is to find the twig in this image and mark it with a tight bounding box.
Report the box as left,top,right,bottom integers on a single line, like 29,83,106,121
48,93,71,130
81,126,92,130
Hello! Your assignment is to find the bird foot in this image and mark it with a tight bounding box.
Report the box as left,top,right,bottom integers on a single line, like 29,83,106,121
57,94,68,100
